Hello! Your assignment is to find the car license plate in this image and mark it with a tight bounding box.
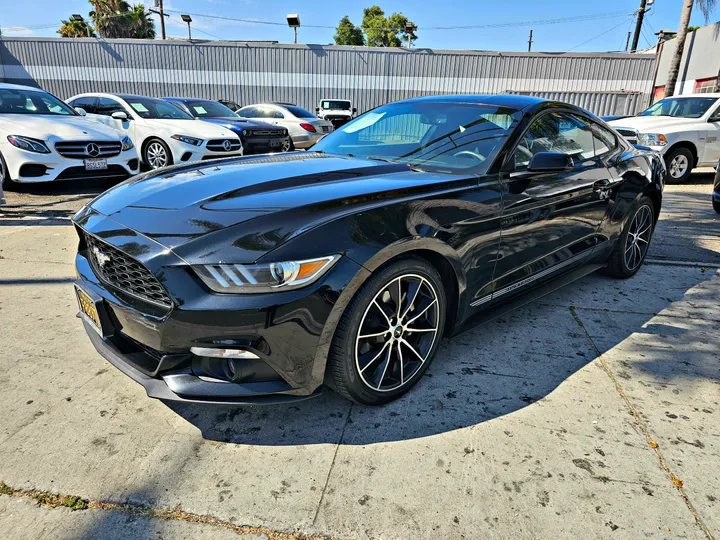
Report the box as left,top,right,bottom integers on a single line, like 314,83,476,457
84,159,108,171
322,126,330,133
269,139,282,147
75,285,103,336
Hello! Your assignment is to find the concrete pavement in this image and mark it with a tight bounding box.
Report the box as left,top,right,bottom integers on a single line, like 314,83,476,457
0,173,718,539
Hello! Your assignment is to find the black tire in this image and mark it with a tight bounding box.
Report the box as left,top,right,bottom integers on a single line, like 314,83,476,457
663,147,693,184
713,198,720,214
0,151,15,191
142,138,173,170
326,256,446,405
603,196,655,279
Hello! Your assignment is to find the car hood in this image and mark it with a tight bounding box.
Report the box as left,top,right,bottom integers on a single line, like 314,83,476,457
0,115,123,140
87,153,469,264
608,116,695,132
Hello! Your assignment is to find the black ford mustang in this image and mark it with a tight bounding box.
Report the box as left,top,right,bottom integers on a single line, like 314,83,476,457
72,95,664,406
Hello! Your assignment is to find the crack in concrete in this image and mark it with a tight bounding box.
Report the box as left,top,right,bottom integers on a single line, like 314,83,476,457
0,481,334,540
568,306,714,540
311,403,353,527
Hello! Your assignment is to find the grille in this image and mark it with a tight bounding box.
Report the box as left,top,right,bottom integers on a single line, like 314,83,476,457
55,165,130,182
615,128,638,144
206,139,242,152
250,130,284,136
84,233,172,310
55,141,122,159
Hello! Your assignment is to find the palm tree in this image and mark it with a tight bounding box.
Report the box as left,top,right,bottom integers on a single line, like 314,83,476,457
57,18,96,38
665,0,716,97
127,4,156,39
89,0,131,38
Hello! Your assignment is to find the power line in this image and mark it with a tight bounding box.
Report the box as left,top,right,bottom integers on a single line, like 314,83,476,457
567,18,634,52
160,8,634,33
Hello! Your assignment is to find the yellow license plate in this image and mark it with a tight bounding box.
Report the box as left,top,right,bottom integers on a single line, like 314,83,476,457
75,286,102,335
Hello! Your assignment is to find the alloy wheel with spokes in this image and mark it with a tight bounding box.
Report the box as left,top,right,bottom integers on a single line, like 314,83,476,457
281,138,292,152
326,257,446,405
668,154,688,180
624,204,653,271
355,274,440,392
145,140,170,169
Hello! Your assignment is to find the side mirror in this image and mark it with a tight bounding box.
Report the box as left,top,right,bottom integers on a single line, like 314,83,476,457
352,107,357,114
111,111,128,120
315,107,320,113
527,152,574,172
709,115,720,123
74,107,87,116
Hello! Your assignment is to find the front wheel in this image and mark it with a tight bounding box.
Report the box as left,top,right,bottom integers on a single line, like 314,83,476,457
603,196,655,278
143,139,173,170
664,147,693,184
0,152,15,191
326,257,446,405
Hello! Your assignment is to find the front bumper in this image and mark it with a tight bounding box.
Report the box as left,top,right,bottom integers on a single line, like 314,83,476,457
168,139,243,164
243,136,291,154
2,142,139,183
73,214,363,404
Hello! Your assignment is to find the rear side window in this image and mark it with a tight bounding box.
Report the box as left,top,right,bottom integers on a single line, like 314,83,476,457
238,106,259,118
588,121,619,157
284,105,315,118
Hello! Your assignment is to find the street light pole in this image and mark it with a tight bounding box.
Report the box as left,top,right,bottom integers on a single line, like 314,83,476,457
528,29,533,52
181,14,193,41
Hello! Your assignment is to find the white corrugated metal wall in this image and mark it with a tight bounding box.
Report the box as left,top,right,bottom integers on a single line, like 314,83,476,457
0,38,656,116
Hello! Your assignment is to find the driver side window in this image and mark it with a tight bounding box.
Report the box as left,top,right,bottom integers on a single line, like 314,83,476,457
512,112,595,170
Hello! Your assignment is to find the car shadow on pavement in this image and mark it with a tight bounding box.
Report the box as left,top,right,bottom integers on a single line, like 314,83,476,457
164,263,719,447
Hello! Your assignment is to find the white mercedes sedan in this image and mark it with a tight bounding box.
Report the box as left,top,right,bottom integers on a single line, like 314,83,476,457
67,93,243,169
0,83,139,190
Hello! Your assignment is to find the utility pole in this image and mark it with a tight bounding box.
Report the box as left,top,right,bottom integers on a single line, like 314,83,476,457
528,29,533,52
625,31,631,51
157,0,166,40
630,0,647,52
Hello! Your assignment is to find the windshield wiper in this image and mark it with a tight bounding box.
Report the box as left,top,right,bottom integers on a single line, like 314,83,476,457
367,156,425,172
314,150,355,157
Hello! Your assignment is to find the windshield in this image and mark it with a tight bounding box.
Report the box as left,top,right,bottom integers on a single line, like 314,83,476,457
182,100,237,118
123,97,194,120
322,100,351,110
639,97,718,119
0,88,76,116
285,105,316,118
312,101,522,175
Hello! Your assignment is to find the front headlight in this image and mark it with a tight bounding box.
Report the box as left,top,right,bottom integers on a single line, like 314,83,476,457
193,255,341,294
7,135,50,154
121,135,134,151
171,134,203,146
637,133,667,146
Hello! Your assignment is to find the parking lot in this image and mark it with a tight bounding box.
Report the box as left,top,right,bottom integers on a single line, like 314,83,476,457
0,171,718,539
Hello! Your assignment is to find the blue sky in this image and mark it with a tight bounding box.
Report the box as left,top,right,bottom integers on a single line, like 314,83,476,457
1,0,717,52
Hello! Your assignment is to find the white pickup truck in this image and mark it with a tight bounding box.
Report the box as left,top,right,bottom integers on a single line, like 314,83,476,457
316,99,357,128
609,93,720,183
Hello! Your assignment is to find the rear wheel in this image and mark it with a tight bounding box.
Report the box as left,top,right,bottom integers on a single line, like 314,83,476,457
143,139,173,170
326,257,446,405
603,196,655,278
664,147,693,184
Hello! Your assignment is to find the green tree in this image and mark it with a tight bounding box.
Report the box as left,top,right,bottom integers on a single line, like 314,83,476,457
361,5,416,47
127,4,155,39
334,15,365,46
57,18,96,38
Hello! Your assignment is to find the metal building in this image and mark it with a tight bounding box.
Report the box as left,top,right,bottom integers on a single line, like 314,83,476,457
0,37,657,116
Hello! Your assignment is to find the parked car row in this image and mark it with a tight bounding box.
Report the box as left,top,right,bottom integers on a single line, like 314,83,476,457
0,82,334,192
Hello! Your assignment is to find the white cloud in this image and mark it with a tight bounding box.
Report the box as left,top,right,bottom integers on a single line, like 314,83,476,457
3,26,34,36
